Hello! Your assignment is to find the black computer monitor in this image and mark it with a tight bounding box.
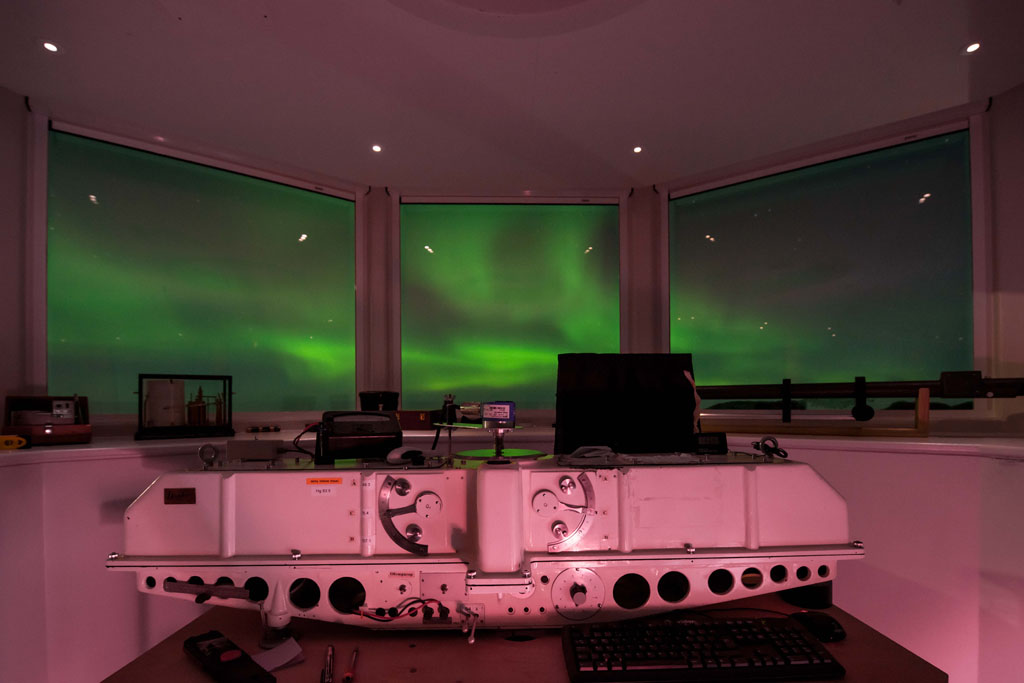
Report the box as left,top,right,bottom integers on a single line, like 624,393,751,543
553,353,698,454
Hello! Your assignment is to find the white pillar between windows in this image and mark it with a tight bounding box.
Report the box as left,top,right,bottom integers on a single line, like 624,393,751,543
620,185,668,354
355,186,402,401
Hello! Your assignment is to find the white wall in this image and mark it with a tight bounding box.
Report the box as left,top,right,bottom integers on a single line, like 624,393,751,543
783,440,1024,683
0,448,209,683
0,86,27,400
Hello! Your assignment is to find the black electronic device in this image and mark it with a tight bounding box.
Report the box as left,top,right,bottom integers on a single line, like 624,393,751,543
694,431,729,455
563,615,845,682
789,610,847,642
3,395,92,446
314,411,402,465
554,353,699,455
183,630,275,683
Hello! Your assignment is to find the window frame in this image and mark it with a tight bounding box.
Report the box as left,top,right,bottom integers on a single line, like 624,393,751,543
24,100,998,426
660,103,996,421
385,192,628,412
27,118,368,417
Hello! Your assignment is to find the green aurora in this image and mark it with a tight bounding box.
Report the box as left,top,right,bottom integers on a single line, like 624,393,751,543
47,132,356,413
47,129,972,415
400,203,620,409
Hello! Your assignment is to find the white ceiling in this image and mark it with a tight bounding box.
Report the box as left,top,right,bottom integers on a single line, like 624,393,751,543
2,0,1023,194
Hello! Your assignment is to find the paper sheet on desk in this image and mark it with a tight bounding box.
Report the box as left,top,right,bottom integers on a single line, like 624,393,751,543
252,637,304,672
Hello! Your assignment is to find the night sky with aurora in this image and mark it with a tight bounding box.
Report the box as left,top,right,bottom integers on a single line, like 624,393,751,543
47,129,971,415
670,131,973,389
47,132,356,413
400,203,620,409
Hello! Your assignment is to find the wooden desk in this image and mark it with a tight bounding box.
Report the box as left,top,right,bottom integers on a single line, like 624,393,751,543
103,594,946,682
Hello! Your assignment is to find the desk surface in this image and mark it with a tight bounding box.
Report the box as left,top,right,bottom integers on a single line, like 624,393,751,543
103,594,946,683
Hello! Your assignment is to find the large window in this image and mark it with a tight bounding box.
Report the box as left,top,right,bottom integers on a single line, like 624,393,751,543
669,131,973,395
47,132,357,413
400,203,620,409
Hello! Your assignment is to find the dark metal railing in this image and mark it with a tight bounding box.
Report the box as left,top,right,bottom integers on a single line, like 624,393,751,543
696,371,1024,422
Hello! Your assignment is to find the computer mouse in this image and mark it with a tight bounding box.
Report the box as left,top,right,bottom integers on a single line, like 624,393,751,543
386,447,425,465
789,610,846,642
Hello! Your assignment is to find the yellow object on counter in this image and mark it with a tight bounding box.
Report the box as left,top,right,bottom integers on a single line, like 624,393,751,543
1,435,27,449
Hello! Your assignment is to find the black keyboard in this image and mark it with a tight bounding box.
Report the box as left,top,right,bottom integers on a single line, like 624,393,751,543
563,615,845,682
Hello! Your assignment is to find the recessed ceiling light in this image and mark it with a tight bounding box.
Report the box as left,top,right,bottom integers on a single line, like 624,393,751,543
963,42,981,54
371,144,382,153
633,146,642,154
42,41,60,53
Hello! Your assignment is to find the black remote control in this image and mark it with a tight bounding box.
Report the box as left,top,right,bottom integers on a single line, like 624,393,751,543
183,630,276,683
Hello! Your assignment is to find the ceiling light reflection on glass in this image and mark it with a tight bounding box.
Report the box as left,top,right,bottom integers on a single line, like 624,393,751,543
963,42,981,54
371,144,382,153
43,41,60,53
633,146,642,154
298,233,308,242
424,245,434,254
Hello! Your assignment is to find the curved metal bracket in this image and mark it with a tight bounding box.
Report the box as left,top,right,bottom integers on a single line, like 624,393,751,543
378,475,429,555
547,472,597,552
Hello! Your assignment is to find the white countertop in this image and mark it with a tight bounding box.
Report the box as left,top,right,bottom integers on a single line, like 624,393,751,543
3,426,1022,468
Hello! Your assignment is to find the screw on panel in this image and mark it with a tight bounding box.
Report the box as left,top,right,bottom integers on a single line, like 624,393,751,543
291,549,302,560
108,552,120,560
684,543,696,554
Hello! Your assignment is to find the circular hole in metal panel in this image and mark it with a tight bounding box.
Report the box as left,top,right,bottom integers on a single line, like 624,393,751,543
289,578,321,609
328,577,367,613
613,573,651,609
708,569,734,595
244,577,269,602
657,571,690,603
741,567,763,589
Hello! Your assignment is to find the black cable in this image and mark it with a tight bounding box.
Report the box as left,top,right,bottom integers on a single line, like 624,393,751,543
752,435,788,459
432,395,455,450
290,422,318,458
354,598,442,622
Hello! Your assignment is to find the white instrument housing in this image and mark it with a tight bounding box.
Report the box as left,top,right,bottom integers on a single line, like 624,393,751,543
107,453,863,630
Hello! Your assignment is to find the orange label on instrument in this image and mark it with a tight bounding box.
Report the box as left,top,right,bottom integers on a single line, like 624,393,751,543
306,477,342,485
